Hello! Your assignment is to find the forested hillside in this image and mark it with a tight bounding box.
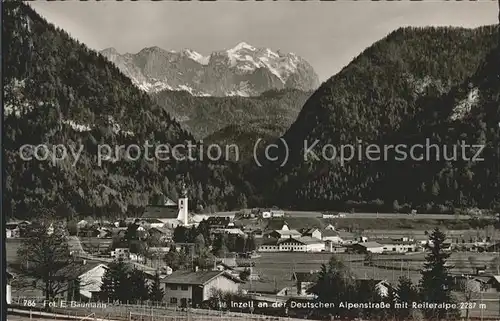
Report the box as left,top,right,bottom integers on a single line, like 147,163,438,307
249,26,500,212
5,2,499,219
3,2,249,219
150,88,312,139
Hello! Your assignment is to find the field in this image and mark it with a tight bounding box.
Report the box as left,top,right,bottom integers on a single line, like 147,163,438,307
248,252,500,318
215,210,496,220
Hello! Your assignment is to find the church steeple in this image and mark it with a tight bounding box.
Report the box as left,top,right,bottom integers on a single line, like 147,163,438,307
177,182,189,226
181,182,188,198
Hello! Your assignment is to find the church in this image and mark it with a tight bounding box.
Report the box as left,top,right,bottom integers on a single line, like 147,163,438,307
141,184,192,228
141,184,208,228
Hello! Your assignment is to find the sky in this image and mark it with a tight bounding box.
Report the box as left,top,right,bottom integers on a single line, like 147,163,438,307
30,1,498,82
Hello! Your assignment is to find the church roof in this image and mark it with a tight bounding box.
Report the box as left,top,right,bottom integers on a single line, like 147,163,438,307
142,205,178,219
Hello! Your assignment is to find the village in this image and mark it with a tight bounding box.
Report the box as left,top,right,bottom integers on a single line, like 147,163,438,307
5,186,500,319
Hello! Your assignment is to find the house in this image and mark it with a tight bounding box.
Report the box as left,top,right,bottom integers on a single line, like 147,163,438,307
213,228,245,236
111,248,130,260
324,224,335,231
291,271,319,296
6,225,20,238
205,217,231,229
161,269,243,307
452,275,493,293
270,209,285,217
191,214,210,224
352,242,384,254
141,218,165,228
355,279,392,297
258,237,325,252
6,227,19,238
6,220,30,238
301,228,322,240
325,241,347,253
487,276,500,292
259,238,280,252
77,220,89,228
261,211,272,219
322,229,343,243
148,227,173,242
279,237,325,252
6,271,14,304
266,223,301,239
77,262,108,300
322,212,339,219
334,231,356,244
375,238,418,253
97,228,113,238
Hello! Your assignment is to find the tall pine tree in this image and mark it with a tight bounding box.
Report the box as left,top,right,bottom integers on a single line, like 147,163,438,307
149,271,164,303
419,228,459,320
129,267,149,303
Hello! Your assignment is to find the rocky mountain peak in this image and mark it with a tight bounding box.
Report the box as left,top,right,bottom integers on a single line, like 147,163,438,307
100,42,319,96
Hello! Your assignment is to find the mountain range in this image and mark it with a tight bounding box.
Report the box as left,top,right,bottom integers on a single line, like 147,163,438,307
4,2,500,219
100,43,319,97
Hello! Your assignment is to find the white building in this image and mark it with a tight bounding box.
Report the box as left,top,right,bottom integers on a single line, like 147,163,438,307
258,237,325,252
78,263,108,300
356,279,392,298
322,230,343,243
6,271,14,305
352,242,385,254
301,228,322,240
261,211,272,218
161,270,242,307
271,209,285,217
376,238,418,253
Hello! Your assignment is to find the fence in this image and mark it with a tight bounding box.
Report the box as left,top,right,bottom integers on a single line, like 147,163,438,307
129,312,309,321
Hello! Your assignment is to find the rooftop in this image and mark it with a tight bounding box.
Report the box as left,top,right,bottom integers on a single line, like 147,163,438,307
292,271,319,283
356,242,384,248
142,205,179,219
161,270,242,285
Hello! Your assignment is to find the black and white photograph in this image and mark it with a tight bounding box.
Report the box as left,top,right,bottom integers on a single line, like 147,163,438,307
3,1,500,320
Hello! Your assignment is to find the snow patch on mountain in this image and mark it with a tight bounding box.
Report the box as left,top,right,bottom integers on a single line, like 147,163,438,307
182,49,209,65
100,42,319,96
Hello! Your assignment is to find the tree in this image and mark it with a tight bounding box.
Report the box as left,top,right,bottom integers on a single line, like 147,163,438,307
239,268,251,281
16,219,82,304
66,277,81,302
364,252,374,266
194,234,206,254
212,234,229,257
419,228,459,320
149,271,164,303
129,268,149,303
395,276,418,321
246,235,257,252
460,275,479,321
308,256,357,319
100,260,130,303
236,193,248,209
173,226,189,243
